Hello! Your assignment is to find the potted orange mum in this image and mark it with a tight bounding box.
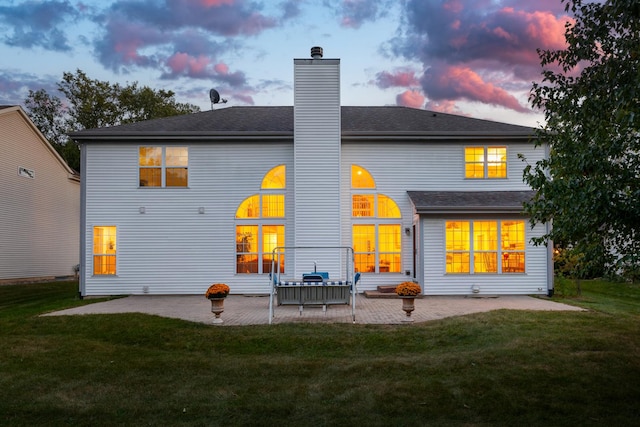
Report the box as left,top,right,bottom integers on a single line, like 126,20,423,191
205,283,230,324
395,281,421,322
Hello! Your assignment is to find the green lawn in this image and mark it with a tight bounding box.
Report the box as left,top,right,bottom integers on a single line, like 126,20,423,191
1,280,639,426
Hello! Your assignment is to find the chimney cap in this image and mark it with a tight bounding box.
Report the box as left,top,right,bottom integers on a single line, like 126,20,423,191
310,46,323,59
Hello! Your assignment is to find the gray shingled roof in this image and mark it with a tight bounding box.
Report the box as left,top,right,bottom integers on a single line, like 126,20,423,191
407,191,535,214
70,106,535,141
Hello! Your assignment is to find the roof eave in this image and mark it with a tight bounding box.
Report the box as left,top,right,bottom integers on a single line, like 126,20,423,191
414,206,527,215
70,131,293,142
343,131,535,141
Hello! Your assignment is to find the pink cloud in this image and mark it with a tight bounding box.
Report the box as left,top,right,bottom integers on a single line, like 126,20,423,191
423,65,529,113
396,90,425,109
425,100,466,115
442,0,463,14
199,0,234,6
167,52,212,77
214,62,229,74
375,69,420,88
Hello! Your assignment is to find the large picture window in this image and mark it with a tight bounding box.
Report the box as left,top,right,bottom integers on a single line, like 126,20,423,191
351,165,402,273
93,226,116,275
236,165,286,274
139,146,188,187
464,146,507,179
446,220,525,274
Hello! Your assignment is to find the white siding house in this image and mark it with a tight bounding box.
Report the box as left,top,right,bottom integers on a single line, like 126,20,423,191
0,106,80,282
71,48,552,298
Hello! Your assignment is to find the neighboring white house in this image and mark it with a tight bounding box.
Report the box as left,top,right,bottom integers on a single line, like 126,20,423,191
0,105,80,283
71,47,552,298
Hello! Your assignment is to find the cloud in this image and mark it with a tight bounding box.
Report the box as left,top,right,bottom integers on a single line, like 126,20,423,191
280,0,303,20
92,0,280,75
424,99,465,115
422,64,528,112
0,70,58,106
162,53,247,87
375,69,420,88
94,13,167,70
396,90,424,108
339,0,382,28
0,1,78,51
384,0,573,114
103,0,278,37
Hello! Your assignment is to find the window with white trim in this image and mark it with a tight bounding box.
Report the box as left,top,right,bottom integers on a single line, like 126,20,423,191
351,165,402,273
464,146,507,179
93,226,116,275
139,146,188,187
445,220,525,274
236,165,286,274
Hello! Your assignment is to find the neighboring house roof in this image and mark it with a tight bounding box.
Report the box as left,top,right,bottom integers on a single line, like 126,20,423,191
70,106,535,142
407,191,536,214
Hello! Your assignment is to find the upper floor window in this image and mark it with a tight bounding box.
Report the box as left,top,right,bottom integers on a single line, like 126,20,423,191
352,164,375,188
464,146,507,179
261,164,286,189
445,220,525,274
139,146,188,187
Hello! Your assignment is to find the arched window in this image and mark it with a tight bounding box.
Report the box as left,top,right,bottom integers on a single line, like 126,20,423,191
351,165,402,273
351,164,375,188
261,165,286,189
236,166,286,274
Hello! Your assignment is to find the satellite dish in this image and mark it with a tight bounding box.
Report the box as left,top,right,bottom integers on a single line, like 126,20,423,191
209,88,227,109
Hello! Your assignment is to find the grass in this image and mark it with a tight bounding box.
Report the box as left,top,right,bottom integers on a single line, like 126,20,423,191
1,280,639,426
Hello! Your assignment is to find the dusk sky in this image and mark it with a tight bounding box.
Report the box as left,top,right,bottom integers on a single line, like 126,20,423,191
0,0,579,128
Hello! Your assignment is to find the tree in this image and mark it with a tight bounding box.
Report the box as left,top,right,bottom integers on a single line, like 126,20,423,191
525,0,640,280
24,70,200,171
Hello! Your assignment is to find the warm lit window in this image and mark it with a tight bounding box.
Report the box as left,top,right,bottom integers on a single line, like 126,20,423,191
236,195,260,218
261,165,286,189
502,221,526,273
464,146,506,179
353,224,375,273
262,225,285,274
236,166,286,274
352,165,375,188
236,225,258,273
446,221,470,273
93,226,116,275
235,225,285,274
351,165,402,273
379,224,402,273
139,146,188,187
474,221,498,273
262,195,284,217
353,194,375,217
378,195,401,218
236,194,284,219
446,220,525,274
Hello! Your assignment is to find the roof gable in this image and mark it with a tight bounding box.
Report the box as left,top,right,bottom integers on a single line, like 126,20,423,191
0,105,78,178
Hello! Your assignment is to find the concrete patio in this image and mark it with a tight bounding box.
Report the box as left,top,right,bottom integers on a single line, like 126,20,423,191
44,294,585,325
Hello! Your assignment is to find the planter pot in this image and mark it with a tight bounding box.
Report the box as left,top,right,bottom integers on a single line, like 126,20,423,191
209,297,226,324
400,296,415,322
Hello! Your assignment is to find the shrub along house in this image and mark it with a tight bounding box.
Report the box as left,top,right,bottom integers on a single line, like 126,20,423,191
71,47,552,298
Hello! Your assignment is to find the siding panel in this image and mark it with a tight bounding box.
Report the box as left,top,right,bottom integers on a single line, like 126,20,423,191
83,142,292,295
0,108,79,281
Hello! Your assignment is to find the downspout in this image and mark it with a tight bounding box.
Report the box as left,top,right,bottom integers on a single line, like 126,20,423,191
544,142,554,297
547,223,554,297
78,143,87,299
